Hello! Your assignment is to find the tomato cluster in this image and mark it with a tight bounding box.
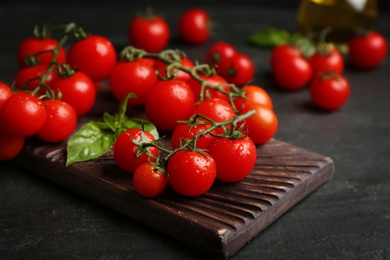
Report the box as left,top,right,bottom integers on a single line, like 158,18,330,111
270,29,387,111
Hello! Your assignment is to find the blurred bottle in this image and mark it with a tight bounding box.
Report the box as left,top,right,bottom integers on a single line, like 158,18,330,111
297,0,378,43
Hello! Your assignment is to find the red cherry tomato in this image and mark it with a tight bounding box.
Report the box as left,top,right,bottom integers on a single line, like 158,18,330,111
205,41,237,70
113,128,159,173
52,71,96,116
145,79,195,132
348,31,388,70
1,92,46,137
154,57,194,82
0,121,25,161
237,102,278,144
0,82,13,112
14,64,59,95
167,150,216,196
309,72,350,111
67,35,117,82
171,122,216,150
37,99,78,143
219,52,255,87
308,45,344,75
192,97,236,123
208,135,256,182
133,162,168,198
128,12,170,53
272,55,313,90
109,59,158,106
187,73,231,102
17,36,66,68
178,8,211,45
270,44,301,68
233,85,273,112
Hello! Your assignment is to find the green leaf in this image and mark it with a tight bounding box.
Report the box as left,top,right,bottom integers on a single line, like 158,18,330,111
122,117,159,140
248,27,291,47
66,121,115,166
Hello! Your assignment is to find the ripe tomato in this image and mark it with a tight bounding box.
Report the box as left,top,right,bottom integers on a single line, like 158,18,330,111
0,82,13,112
270,44,301,68
208,135,256,182
154,57,194,82
128,11,170,53
272,55,313,90
309,72,350,110
0,122,25,161
14,64,59,95
192,97,236,123
187,73,231,102
219,52,255,87
17,36,66,68
308,45,344,75
145,79,195,132
178,8,210,45
52,71,96,116
113,128,159,173
109,59,158,106
133,162,168,198
348,31,388,70
237,102,278,144
233,85,273,112
37,99,78,143
67,35,117,82
1,92,46,137
171,122,216,150
205,41,237,70
167,150,216,196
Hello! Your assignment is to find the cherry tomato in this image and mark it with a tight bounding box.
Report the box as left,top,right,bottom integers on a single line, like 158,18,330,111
308,45,344,75
178,8,210,45
219,52,255,87
309,72,350,111
0,92,46,137
133,162,168,198
0,82,13,112
67,35,117,82
154,57,194,82
0,122,25,161
348,31,388,70
167,150,216,196
36,99,77,143
14,64,59,95
205,41,237,70
128,11,170,53
272,55,313,90
52,71,96,116
113,128,159,173
237,102,278,144
270,44,301,68
171,122,216,150
17,36,66,68
109,59,158,106
233,85,273,112
187,73,231,103
145,79,195,132
208,135,256,182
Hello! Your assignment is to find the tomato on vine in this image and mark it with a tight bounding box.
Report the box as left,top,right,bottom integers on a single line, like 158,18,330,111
309,72,350,111
14,64,59,95
205,41,237,70
208,135,256,182
308,43,344,75
67,35,117,82
219,52,255,87
133,162,168,198
187,73,231,103
113,128,159,173
37,99,78,143
0,82,13,112
233,84,273,112
128,9,170,53
167,150,216,196
154,57,194,82
0,122,25,161
171,121,216,150
178,8,211,45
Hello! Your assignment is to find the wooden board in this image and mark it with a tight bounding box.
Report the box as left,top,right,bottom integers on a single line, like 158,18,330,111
11,87,335,259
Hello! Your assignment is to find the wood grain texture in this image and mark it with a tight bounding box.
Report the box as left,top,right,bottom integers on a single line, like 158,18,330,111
13,135,334,259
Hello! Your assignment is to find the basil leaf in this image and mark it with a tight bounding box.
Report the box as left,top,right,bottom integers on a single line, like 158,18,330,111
66,121,115,166
248,27,290,47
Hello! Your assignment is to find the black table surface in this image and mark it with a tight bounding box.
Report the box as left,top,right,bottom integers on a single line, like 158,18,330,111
1,2,389,260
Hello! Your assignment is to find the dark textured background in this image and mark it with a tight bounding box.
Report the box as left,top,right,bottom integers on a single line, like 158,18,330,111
1,1,389,259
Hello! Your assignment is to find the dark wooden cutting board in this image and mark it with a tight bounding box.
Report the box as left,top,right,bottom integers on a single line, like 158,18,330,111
11,86,335,259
